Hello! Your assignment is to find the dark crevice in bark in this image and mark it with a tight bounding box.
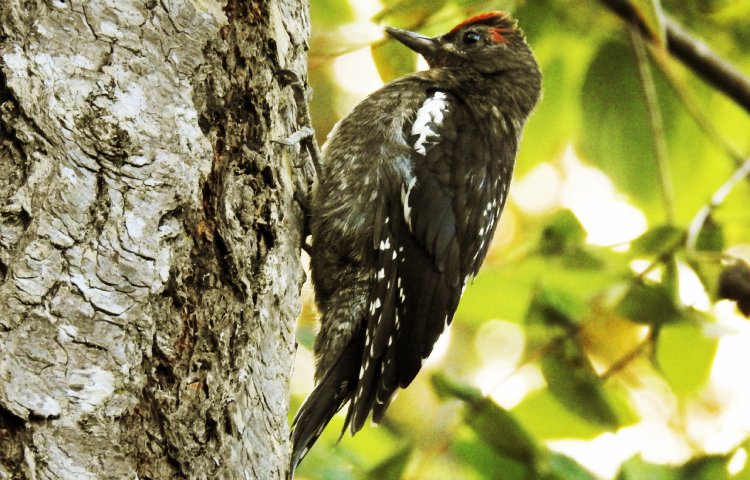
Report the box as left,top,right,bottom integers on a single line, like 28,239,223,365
160,266,184,309
213,227,245,299
0,68,16,105
0,65,32,288
0,404,29,478
129,355,183,479
196,174,246,299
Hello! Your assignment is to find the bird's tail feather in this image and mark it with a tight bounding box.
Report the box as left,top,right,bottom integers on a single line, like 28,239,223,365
289,336,361,477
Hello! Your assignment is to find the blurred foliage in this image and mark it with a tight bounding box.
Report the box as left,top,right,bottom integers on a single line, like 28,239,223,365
294,0,750,478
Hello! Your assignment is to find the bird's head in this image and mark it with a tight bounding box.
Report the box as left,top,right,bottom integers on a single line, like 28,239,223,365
385,12,536,75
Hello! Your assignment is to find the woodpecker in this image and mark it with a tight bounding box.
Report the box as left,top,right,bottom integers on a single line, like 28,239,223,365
291,12,541,473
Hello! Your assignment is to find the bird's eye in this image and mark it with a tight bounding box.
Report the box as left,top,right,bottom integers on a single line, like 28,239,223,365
462,31,482,45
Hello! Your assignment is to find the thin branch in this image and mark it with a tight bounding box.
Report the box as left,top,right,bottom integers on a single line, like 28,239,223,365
646,43,746,167
601,329,654,380
687,156,750,252
599,0,750,114
628,27,675,224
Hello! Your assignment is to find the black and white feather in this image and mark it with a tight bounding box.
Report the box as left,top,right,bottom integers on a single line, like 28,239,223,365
347,89,509,430
290,11,541,476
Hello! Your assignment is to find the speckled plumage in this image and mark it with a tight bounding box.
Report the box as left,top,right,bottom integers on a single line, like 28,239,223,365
291,12,541,473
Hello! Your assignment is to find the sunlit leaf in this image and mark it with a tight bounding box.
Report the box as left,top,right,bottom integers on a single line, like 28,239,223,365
656,321,718,395
310,0,354,28
580,40,662,214
373,0,447,28
371,40,418,82
616,455,680,480
513,390,612,440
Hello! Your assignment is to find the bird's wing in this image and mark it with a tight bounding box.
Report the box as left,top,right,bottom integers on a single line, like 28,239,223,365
347,89,499,432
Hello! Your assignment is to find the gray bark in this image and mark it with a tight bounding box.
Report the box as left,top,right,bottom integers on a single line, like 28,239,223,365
0,0,311,478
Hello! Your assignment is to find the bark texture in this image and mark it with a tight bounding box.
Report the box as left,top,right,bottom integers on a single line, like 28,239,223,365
0,0,311,478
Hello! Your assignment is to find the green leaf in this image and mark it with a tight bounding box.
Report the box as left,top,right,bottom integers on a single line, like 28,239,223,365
458,251,630,326
366,446,412,480
656,321,718,396
513,390,614,440
541,338,619,428
689,256,725,299
619,453,733,480
616,281,681,325
542,452,598,480
539,209,587,255
525,286,586,331
617,455,680,480
679,455,731,480
371,40,418,83
432,373,539,464
431,371,484,402
373,0,447,27
579,39,662,213
310,0,354,28
630,225,684,257
452,434,530,480
695,217,725,252
467,403,539,465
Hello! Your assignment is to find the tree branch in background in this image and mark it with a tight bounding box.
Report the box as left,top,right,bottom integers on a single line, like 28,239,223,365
599,0,750,114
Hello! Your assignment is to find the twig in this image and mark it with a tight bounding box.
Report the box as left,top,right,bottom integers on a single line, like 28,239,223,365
686,157,750,252
646,42,746,168
599,0,750,114
628,27,675,224
601,329,654,380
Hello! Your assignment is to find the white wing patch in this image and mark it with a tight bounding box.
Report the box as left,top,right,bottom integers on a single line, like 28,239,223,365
411,91,448,155
401,177,417,230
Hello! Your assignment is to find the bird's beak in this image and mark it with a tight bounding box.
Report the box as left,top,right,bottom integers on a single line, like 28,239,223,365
385,26,440,58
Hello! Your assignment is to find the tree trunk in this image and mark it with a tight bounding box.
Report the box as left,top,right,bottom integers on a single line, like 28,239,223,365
0,1,310,478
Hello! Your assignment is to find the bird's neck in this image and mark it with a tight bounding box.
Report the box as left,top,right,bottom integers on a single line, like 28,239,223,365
426,67,541,118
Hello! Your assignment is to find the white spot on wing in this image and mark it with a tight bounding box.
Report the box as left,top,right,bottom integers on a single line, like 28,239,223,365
411,91,448,155
370,298,382,314
402,177,417,229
